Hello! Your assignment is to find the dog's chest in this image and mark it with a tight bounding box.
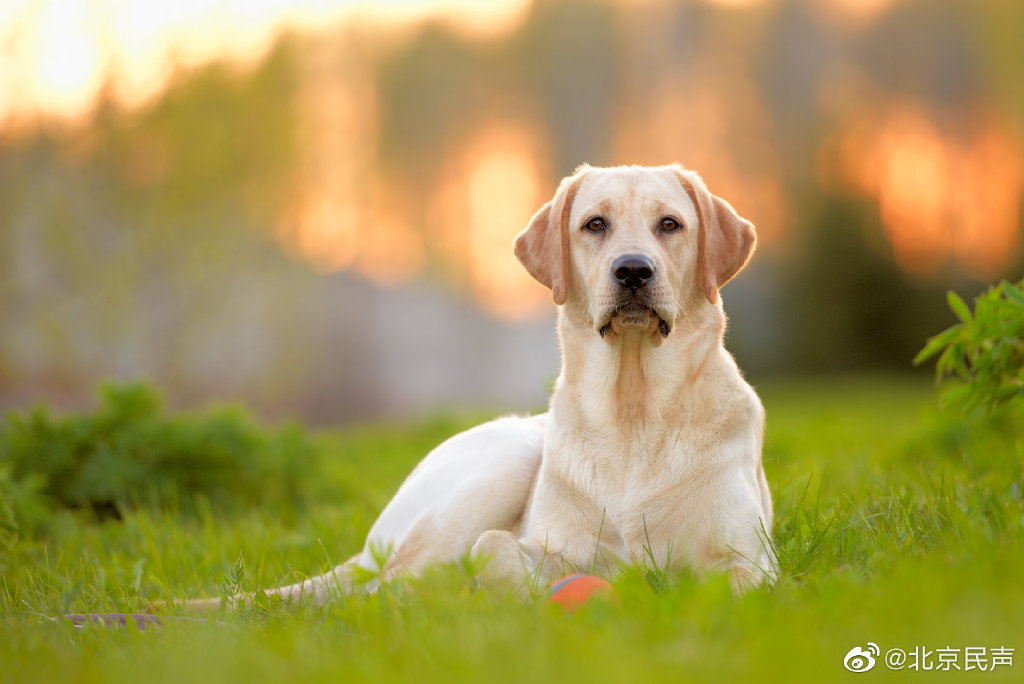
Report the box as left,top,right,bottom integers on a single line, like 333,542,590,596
552,423,715,505
541,421,726,562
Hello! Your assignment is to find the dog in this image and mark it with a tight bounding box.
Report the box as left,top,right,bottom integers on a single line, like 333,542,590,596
177,163,775,610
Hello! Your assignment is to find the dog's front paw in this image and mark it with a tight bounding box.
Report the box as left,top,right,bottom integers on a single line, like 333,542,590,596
726,561,773,594
471,530,534,594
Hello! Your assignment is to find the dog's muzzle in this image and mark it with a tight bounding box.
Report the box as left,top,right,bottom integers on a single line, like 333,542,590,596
598,253,672,339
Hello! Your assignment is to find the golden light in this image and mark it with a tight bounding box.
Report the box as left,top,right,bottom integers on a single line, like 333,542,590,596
284,197,360,273
875,105,949,275
276,34,428,286
823,0,900,23
429,121,551,320
835,101,1023,279
702,0,767,7
466,140,545,317
0,0,530,129
948,124,1024,277
16,0,105,125
612,70,786,246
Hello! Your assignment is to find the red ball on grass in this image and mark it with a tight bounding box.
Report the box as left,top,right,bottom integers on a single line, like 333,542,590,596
547,574,613,611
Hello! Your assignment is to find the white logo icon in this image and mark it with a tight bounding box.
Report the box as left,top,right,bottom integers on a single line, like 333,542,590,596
844,643,880,672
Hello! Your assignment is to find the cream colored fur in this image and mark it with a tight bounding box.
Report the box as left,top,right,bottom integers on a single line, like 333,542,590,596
174,163,775,610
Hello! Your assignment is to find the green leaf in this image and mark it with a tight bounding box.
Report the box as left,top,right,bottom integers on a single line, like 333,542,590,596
1002,280,1024,306
947,291,973,324
995,384,1023,401
939,384,976,412
935,345,960,382
914,326,959,366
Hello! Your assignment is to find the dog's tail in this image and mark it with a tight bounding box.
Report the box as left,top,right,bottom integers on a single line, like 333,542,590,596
151,554,365,614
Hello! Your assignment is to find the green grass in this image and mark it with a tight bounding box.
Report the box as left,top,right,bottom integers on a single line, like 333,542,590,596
2,376,1022,682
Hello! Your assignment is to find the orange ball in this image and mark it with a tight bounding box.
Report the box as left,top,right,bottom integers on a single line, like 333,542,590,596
547,574,613,610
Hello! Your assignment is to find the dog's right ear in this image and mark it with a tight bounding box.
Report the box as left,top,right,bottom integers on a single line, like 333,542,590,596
514,166,589,305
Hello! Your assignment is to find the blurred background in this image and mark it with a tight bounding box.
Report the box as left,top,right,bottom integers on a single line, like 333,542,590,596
0,0,1021,425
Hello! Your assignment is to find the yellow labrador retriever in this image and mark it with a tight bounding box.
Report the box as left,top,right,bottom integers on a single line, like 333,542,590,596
180,163,774,609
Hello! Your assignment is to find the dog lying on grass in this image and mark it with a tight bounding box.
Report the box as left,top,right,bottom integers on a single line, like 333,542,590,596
174,163,776,610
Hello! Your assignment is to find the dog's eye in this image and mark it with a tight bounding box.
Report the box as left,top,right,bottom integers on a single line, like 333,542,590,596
660,217,682,232
583,217,606,233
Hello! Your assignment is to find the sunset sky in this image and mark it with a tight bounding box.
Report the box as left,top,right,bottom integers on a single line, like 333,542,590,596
0,0,905,127
2,0,1017,321
0,0,529,126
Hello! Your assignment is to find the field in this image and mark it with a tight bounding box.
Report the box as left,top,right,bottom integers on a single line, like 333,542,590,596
1,376,1022,682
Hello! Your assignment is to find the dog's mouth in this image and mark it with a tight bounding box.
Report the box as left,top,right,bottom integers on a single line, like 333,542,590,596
598,305,672,339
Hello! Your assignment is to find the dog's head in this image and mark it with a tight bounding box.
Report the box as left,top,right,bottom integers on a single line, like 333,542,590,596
515,164,756,341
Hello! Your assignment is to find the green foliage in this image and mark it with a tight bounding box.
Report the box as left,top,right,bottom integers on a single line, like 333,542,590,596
0,468,18,565
0,382,317,535
915,278,1024,413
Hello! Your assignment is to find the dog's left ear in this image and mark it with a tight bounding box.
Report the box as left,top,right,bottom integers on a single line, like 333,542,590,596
514,166,589,305
674,167,757,305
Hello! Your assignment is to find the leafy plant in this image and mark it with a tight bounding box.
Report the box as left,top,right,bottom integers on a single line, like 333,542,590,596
0,382,319,535
914,278,1024,414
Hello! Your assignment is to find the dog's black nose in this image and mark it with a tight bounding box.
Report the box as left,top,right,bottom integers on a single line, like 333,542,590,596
611,254,656,290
